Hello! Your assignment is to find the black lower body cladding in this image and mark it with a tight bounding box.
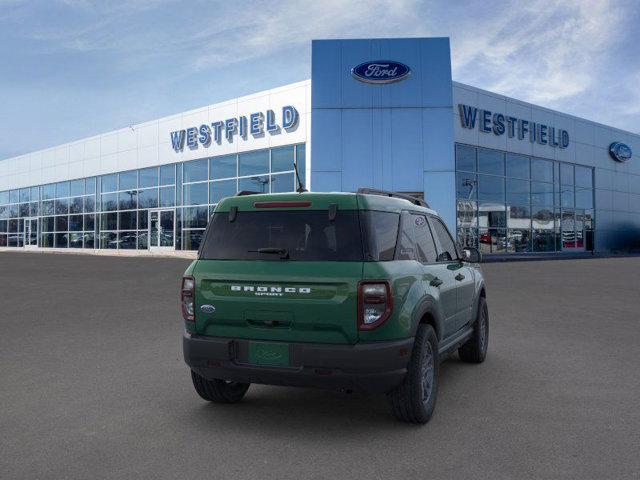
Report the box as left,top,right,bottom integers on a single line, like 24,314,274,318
183,333,414,394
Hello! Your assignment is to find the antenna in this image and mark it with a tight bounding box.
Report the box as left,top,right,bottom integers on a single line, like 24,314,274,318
293,160,307,193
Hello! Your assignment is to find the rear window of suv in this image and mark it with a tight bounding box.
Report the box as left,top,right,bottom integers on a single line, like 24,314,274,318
199,209,401,262
200,210,364,261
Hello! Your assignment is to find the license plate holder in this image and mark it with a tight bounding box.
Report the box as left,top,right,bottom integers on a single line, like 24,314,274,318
248,342,290,367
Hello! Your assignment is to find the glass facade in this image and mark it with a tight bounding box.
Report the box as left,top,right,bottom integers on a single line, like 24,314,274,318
0,144,305,251
456,144,595,254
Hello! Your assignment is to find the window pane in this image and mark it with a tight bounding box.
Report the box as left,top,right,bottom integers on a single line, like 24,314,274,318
183,206,209,228
396,213,417,261
56,182,70,198
69,232,83,248
271,146,294,172
0,191,9,204
84,214,95,231
532,206,554,230
456,172,477,200
575,166,593,188
85,177,96,194
69,215,83,231
531,158,553,183
456,144,476,172
239,175,269,194
479,202,506,229
19,188,30,203
100,212,117,230
70,197,83,214
70,179,84,196
159,187,175,207
183,159,208,183
119,171,137,190
138,210,148,230
139,167,158,188
296,144,306,187
478,148,504,175
506,154,529,179
119,190,137,210
137,231,148,249
561,209,576,248
430,217,457,262
42,185,55,200
507,229,531,252
100,232,117,249
101,174,117,192
138,189,158,209
42,216,55,232
576,187,593,209
478,228,507,253
560,163,574,185
101,193,118,211
210,155,237,180
533,229,555,252
160,165,175,186
561,185,574,207
183,183,208,205
55,215,68,231
531,182,554,206
413,215,437,263
55,198,69,215
506,178,530,204
239,150,269,176
119,211,137,230
84,196,95,213
477,174,505,203
201,211,364,261
41,233,54,247
507,205,530,229
83,232,95,249
270,173,294,193
210,180,237,204
119,231,137,250
183,230,205,251
55,233,68,248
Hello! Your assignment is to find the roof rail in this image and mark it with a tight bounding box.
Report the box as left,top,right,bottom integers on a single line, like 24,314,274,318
356,188,429,208
236,190,261,196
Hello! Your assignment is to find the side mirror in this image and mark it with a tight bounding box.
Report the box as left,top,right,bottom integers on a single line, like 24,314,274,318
462,247,482,263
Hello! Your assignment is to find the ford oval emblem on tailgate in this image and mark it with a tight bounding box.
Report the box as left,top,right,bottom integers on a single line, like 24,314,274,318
200,304,216,314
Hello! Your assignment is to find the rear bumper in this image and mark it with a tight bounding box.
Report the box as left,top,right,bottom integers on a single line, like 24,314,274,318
183,332,413,394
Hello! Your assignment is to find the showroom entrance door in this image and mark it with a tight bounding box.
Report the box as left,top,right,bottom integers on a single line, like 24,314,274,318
148,209,175,251
23,217,38,248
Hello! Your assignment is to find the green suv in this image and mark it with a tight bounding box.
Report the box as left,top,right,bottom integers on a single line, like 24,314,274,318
182,189,488,423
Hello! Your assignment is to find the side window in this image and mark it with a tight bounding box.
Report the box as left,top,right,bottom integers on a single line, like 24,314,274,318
396,212,416,260
412,214,437,263
430,217,458,262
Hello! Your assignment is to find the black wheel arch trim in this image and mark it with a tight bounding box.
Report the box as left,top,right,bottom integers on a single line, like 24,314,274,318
410,296,444,340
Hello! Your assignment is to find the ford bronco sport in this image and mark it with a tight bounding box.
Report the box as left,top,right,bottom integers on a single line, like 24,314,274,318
182,189,488,423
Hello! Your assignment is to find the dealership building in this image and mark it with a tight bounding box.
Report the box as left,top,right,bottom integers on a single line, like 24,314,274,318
1,37,639,256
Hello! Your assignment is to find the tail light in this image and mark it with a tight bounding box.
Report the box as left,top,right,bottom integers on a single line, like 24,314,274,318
181,276,195,322
358,281,393,330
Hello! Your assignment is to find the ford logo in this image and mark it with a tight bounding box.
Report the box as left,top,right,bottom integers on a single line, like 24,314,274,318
609,142,632,162
200,304,216,314
351,60,411,84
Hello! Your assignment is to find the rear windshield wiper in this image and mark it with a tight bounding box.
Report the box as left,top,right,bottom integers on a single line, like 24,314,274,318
248,247,290,259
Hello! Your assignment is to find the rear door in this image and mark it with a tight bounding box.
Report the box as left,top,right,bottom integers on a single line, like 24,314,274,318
405,212,458,337
428,216,475,332
194,208,363,345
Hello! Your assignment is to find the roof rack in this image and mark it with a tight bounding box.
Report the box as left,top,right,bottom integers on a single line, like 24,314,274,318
357,188,429,208
236,190,261,196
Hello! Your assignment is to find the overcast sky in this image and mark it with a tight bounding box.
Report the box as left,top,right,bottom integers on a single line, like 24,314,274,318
1,0,638,159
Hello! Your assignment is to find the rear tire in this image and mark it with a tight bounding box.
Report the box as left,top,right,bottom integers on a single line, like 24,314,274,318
458,296,489,363
388,324,439,424
190,370,250,403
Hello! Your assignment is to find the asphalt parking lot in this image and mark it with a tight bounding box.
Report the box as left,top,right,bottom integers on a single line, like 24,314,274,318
1,252,639,479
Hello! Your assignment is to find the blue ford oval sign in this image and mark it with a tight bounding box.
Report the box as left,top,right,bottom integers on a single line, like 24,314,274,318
609,142,632,162
351,61,411,84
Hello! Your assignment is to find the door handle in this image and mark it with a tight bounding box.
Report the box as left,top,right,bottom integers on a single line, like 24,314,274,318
455,273,465,281
429,277,443,287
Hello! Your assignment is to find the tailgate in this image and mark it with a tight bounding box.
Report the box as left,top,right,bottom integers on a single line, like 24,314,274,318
194,260,363,344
